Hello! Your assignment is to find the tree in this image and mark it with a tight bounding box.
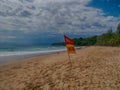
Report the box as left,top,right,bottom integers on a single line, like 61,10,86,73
116,23,120,35
107,27,112,35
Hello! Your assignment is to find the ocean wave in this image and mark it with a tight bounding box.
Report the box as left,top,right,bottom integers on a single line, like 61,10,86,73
0,49,66,57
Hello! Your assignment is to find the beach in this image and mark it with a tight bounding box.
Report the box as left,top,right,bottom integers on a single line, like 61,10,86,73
0,46,120,90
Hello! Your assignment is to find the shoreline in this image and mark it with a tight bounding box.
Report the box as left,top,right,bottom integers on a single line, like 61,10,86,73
0,49,66,65
0,46,83,65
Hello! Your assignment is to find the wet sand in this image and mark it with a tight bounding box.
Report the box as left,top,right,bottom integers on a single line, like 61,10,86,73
0,50,65,64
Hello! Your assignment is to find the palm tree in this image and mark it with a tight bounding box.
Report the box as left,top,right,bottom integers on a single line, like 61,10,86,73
116,23,120,35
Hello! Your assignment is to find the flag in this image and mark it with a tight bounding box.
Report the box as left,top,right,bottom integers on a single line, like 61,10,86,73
64,35,76,54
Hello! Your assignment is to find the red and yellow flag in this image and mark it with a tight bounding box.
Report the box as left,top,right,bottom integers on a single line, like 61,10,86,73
64,35,76,54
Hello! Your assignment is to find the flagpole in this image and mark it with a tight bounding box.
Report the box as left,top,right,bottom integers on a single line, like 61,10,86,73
64,35,76,86
67,52,72,68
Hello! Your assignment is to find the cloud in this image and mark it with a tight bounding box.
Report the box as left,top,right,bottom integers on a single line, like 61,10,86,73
0,0,119,36
0,35,15,39
0,35,16,42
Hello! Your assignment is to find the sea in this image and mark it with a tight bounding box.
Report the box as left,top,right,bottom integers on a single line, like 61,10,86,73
0,45,66,64
0,45,66,57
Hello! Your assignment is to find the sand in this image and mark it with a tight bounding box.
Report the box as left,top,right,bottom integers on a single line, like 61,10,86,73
0,46,120,90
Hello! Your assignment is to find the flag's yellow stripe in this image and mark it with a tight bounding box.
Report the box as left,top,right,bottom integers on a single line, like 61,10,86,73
66,44,74,47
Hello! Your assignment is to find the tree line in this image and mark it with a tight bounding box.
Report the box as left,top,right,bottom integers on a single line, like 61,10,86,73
52,23,120,46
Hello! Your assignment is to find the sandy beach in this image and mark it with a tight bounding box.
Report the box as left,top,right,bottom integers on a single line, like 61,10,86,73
0,46,120,90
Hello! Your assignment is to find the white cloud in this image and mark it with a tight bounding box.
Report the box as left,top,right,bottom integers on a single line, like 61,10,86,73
0,0,119,36
0,35,16,42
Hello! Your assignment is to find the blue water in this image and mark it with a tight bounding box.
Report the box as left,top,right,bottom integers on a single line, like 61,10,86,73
0,45,66,56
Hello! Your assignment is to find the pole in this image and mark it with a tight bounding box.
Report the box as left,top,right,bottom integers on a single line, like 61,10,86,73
67,53,72,68
67,52,73,88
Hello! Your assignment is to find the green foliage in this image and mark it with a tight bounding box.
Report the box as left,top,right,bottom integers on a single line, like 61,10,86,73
73,36,97,46
96,26,120,46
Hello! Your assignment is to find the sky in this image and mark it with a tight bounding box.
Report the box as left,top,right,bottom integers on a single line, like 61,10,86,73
0,0,120,45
